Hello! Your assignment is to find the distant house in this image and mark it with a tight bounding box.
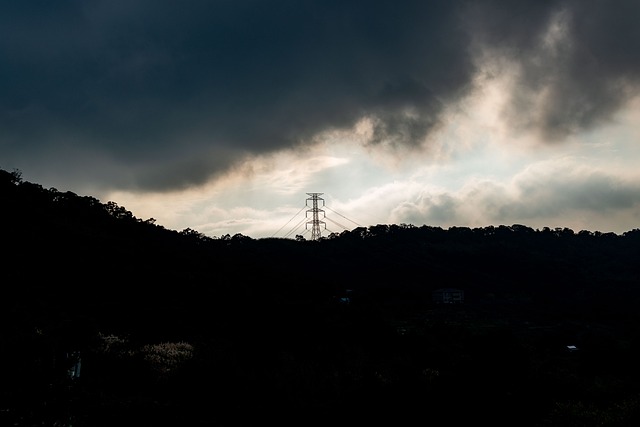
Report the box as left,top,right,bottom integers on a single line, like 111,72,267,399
432,288,464,304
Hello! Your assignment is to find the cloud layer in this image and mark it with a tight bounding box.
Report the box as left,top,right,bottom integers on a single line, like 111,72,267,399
2,0,639,196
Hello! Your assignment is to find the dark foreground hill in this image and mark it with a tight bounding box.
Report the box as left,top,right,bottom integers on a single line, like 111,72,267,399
2,167,640,426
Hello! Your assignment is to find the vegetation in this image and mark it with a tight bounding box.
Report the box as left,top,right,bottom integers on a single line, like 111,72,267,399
2,167,640,426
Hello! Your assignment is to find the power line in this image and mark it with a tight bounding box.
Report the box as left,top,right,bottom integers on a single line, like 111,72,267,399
271,205,306,237
273,193,364,239
325,216,349,231
324,205,362,227
282,215,309,239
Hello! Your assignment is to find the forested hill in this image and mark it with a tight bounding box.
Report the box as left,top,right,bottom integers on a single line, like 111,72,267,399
3,166,640,426
3,166,640,308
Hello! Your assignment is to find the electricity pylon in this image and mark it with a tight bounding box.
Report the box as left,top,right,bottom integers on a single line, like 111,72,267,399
306,193,326,240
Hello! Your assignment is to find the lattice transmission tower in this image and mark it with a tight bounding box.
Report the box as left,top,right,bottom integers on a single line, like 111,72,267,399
306,192,326,240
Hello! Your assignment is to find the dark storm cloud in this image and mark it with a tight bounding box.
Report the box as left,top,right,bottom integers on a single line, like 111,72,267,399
1,0,639,192
466,0,640,140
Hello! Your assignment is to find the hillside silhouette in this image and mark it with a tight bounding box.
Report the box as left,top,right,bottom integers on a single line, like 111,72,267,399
2,167,640,426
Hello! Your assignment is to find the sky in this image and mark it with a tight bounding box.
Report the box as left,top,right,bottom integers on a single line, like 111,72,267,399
2,0,640,239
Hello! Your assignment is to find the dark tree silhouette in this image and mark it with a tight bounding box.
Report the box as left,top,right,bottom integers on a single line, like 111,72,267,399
2,166,640,426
